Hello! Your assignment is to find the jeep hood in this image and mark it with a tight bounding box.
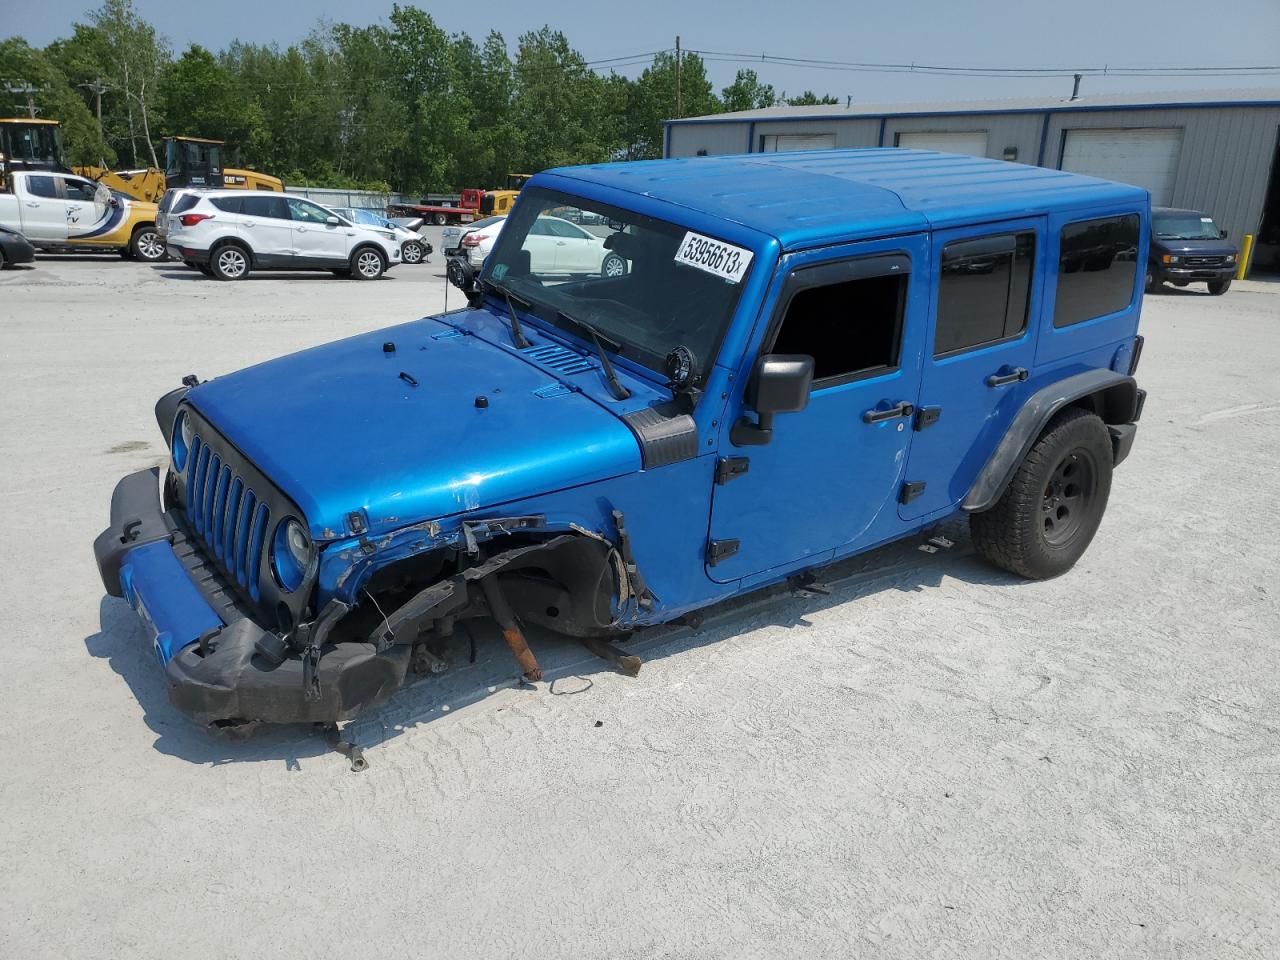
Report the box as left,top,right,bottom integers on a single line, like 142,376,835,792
186,318,643,538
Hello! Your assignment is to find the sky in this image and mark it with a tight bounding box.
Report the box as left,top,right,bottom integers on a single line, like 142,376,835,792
4,0,1280,107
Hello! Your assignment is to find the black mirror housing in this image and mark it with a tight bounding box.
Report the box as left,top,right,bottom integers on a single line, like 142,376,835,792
732,354,814,446
1219,229,1229,239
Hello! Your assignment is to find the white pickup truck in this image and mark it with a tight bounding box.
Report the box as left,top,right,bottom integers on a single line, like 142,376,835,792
0,170,165,260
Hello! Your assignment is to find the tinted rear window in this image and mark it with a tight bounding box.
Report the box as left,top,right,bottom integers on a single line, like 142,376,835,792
1055,215,1140,327
935,232,1035,356
241,195,289,219
211,196,242,214
172,194,200,215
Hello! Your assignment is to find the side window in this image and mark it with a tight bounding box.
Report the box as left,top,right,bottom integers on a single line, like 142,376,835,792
26,176,59,199
771,260,908,387
62,178,99,202
528,218,554,236
935,232,1035,357
209,196,241,214
241,195,288,219
546,218,589,239
286,198,332,223
1055,214,1140,327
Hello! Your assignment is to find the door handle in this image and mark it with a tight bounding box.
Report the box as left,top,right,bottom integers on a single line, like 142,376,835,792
243,220,255,227
986,367,1029,388
296,226,308,232
863,401,915,424
555,240,567,246
25,201,40,207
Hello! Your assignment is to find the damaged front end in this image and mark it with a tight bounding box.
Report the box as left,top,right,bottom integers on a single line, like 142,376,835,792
94,411,651,728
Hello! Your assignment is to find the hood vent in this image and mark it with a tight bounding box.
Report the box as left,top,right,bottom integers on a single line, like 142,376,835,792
522,343,594,375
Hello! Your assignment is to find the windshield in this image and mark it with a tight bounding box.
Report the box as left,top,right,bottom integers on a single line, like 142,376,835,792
481,187,750,376
1154,213,1221,240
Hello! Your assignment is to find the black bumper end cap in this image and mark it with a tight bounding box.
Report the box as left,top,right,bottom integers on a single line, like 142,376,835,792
94,467,172,597
1109,423,1138,467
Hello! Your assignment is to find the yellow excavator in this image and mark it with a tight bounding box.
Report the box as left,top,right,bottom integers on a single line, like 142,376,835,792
0,119,281,199
479,173,533,216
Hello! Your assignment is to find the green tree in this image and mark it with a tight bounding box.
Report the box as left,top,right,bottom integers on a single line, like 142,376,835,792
86,0,170,166
160,45,265,149
721,69,775,112
0,37,113,165
621,51,719,160
784,90,840,106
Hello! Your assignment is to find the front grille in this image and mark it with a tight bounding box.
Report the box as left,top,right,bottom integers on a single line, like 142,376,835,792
186,436,271,600
1184,256,1225,266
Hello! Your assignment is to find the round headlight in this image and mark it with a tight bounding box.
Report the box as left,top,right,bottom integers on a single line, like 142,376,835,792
271,518,313,592
172,411,191,471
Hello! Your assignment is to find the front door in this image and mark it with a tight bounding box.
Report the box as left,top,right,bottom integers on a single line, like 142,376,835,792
17,174,68,242
60,175,111,242
707,236,930,583
898,218,1046,521
287,197,351,264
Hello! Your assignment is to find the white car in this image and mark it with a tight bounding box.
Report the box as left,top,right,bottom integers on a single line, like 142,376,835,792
444,214,506,257
334,207,430,264
163,191,401,280
463,214,627,278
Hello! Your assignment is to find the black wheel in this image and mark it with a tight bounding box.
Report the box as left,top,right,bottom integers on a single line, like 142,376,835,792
130,226,166,262
351,247,386,280
970,408,1113,580
601,252,628,278
1208,279,1231,295
401,240,424,264
433,213,447,226
210,243,251,281
0,248,5,269
1144,268,1160,293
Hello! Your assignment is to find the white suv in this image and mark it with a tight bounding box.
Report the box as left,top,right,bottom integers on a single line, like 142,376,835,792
163,191,401,280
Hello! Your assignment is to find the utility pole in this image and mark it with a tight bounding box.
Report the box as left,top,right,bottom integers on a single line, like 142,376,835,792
675,35,682,119
80,79,109,126
4,84,40,118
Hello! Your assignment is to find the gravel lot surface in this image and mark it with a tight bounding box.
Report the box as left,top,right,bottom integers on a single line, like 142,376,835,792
1,255,1277,959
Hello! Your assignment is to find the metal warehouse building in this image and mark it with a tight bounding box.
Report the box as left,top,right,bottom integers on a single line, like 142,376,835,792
665,89,1280,273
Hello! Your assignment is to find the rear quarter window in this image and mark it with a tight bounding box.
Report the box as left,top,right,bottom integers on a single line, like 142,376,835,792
173,194,201,214
1054,214,1140,327
210,196,242,214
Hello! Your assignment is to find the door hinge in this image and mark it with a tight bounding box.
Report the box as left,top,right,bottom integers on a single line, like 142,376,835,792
900,480,927,504
707,538,740,566
715,456,750,485
914,406,942,431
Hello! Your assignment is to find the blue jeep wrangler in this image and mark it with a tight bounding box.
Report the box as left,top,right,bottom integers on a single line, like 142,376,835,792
95,149,1147,728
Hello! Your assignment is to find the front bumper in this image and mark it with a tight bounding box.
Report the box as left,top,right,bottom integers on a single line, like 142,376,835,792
94,468,409,726
1156,264,1234,282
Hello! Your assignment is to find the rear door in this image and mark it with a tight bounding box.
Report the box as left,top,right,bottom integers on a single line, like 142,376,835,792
16,175,68,242
898,217,1045,521
707,236,929,583
238,195,294,263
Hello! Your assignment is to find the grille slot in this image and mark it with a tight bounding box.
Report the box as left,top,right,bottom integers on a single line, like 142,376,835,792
182,431,271,604
1184,256,1224,266
522,343,594,375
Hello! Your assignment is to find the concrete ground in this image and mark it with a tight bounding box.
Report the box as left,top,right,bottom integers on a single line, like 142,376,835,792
1,254,1277,960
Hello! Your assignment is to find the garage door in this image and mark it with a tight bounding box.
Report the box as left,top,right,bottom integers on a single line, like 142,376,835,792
760,133,837,152
896,131,989,157
1060,128,1182,204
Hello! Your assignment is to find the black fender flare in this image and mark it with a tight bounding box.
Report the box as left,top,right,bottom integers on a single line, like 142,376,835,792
154,385,189,447
963,369,1140,513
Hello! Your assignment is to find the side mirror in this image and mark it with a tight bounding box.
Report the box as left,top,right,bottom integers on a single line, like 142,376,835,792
326,215,340,226
1219,229,1228,239
730,354,814,446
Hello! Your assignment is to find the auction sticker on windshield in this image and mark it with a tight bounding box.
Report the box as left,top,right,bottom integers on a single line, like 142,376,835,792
674,232,754,283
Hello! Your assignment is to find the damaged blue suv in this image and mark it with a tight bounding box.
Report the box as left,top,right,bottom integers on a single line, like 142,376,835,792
95,149,1147,728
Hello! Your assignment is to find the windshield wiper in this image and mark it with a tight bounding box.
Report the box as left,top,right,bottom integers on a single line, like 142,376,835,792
483,278,532,349
556,310,631,401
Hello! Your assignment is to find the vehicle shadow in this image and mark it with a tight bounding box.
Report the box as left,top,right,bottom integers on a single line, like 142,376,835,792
152,269,395,282
84,520,1025,769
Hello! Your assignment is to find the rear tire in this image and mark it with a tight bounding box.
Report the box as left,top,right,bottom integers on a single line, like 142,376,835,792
433,213,447,226
130,226,166,262
351,247,386,280
401,240,424,264
1144,268,1160,293
970,407,1113,580
210,243,251,281
601,252,628,278
1208,279,1231,295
